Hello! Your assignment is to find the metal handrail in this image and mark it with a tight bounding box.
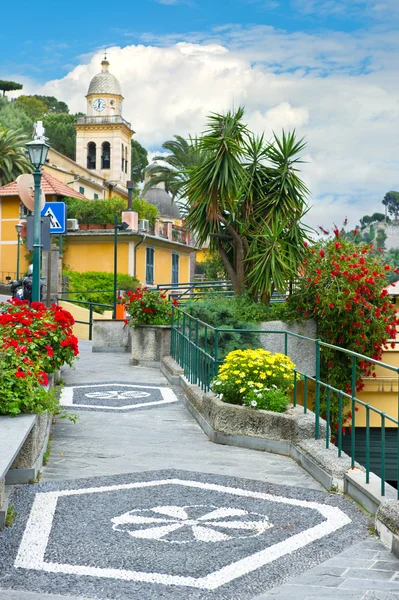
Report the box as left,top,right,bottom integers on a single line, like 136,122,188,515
170,306,399,498
57,297,113,340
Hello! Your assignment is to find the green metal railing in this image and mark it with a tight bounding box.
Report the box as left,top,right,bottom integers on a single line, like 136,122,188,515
156,280,290,303
171,306,399,498
57,297,113,340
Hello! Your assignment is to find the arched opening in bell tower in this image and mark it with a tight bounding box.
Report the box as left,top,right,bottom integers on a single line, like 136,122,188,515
87,142,96,170
102,142,111,169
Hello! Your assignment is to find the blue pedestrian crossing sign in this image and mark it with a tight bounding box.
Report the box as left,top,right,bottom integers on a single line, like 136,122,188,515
41,202,66,234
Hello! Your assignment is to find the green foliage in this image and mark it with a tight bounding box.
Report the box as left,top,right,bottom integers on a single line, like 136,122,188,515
126,288,174,326
181,109,310,301
131,139,148,183
383,191,399,221
0,128,32,186
360,213,385,229
5,505,17,527
65,196,127,224
15,95,47,121
0,80,23,95
212,348,294,412
63,270,140,312
286,227,398,424
32,95,69,113
376,228,387,250
142,135,205,214
182,299,260,360
0,97,33,137
43,113,79,159
65,195,159,225
131,197,159,224
196,252,227,281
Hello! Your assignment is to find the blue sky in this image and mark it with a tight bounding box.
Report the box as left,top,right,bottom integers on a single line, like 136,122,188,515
1,0,398,228
1,0,397,81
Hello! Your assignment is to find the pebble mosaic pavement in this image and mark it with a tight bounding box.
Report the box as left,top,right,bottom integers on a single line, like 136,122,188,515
0,470,368,599
0,338,398,600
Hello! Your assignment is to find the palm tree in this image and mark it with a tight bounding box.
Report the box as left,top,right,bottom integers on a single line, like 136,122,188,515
183,108,311,302
142,135,205,210
0,128,32,186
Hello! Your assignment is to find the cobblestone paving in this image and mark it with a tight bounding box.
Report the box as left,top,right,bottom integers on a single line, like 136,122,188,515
0,340,397,599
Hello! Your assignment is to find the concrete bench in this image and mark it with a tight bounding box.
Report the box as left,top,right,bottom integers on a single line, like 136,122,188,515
0,413,52,529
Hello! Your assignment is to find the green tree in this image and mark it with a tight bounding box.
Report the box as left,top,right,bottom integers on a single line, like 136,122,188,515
0,129,32,186
0,80,23,96
0,97,33,137
131,197,159,224
142,135,205,204
382,191,399,222
183,108,310,302
376,228,387,250
15,95,48,121
31,95,69,114
43,113,79,159
130,139,148,183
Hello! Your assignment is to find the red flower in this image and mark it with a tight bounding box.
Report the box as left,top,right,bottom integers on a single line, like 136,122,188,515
319,250,325,258
15,370,26,379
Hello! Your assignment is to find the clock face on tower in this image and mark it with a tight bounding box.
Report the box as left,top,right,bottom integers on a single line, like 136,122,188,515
93,98,106,112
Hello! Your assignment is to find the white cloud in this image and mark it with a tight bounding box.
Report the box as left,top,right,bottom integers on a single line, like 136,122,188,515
22,25,399,230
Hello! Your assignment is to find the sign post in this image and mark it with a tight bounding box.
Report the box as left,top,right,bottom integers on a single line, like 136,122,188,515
41,202,66,234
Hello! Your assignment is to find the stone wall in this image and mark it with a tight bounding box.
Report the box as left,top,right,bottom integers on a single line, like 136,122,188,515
92,320,130,353
259,319,317,377
130,325,171,367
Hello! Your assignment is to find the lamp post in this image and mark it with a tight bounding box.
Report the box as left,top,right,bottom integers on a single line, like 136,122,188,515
26,125,50,302
113,217,130,319
15,223,23,280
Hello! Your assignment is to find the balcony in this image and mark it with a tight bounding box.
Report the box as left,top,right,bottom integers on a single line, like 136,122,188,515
76,115,132,128
172,225,189,245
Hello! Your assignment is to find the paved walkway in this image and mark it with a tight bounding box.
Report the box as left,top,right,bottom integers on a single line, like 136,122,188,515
0,341,398,599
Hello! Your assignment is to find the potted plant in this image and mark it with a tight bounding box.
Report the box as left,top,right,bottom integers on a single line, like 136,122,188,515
126,288,177,366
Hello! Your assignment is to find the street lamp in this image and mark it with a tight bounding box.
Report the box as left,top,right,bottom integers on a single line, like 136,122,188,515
26,124,50,302
15,223,23,280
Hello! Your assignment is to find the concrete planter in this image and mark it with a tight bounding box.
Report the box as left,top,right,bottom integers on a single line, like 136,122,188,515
92,319,130,353
259,319,317,377
130,324,171,367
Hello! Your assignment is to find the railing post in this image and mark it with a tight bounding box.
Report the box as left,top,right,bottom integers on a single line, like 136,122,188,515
170,306,175,358
88,303,93,341
182,311,186,372
195,318,199,386
315,339,321,439
351,355,357,469
214,328,219,381
284,332,288,356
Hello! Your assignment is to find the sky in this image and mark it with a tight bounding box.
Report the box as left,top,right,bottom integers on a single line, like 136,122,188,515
1,0,399,230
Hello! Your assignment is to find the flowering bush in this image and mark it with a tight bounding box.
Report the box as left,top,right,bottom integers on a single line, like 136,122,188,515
287,226,399,423
212,349,295,412
0,300,79,416
125,288,177,326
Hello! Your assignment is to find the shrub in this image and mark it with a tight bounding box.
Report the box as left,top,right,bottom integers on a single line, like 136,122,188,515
65,195,159,225
126,288,176,326
0,300,78,416
212,348,295,412
286,225,399,424
63,270,140,313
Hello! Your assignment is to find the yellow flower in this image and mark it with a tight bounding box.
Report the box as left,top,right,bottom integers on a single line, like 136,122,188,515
220,375,228,380
240,387,246,393
235,379,242,384
259,373,266,380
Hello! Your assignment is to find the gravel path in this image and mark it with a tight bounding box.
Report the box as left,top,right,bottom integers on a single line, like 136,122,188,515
0,340,396,600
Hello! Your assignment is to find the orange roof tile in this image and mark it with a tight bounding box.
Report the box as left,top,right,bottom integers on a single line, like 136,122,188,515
0,170,86,199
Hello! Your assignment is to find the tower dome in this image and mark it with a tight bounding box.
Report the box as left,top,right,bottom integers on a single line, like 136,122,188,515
87,58,122,96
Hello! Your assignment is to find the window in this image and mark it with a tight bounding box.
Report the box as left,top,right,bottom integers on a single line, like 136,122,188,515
94,193,99,199
87,142,96,169
121,143,125,172
101,141,111,169
125,145,128,174
146,247,154,285
172,253,179,287
79,186,85,195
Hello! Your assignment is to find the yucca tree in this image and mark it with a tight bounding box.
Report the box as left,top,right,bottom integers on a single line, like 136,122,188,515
0,128,32,186
183,108,311,302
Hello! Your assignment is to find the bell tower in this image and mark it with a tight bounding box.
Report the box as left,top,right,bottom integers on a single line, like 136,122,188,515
75,55,134,187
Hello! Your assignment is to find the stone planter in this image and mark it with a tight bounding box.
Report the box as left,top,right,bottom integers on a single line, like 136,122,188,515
259,319,317,377
130,324,171,367
92,319,130,353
